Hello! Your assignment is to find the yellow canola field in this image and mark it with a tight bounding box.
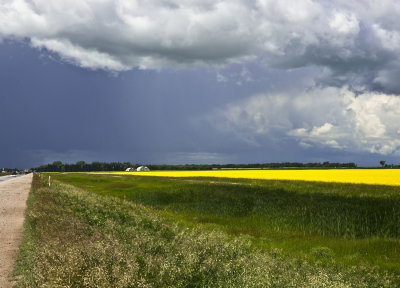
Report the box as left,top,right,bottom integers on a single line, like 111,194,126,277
93,169,400,186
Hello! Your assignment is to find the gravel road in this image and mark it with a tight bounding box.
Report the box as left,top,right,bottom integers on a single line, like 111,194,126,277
0,174,32,288
0,175,19,183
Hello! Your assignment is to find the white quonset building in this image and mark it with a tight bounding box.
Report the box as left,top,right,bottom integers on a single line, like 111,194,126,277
136,166,150,172
125,167,135,171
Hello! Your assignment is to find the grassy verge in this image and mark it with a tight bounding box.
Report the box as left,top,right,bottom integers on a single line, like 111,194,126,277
12,173,40,285
14,173,399,287
52,173,400,271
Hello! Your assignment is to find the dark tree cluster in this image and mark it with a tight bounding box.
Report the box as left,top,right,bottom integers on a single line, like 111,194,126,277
35,161,134,172
1,168,23,174
379,160,400,168
147,162,358,170
34,161,358,172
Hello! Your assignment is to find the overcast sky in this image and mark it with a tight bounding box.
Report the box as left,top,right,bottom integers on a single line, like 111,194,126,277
1,0,400,168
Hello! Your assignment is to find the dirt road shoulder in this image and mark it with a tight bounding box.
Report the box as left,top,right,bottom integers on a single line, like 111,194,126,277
0,174,32,288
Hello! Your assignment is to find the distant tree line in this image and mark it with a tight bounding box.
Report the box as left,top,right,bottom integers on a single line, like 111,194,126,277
1,168,22,174
36,161,133,172
34,161,360,172
379,160,400,168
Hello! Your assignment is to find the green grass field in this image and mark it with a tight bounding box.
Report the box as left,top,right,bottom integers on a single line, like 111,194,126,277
14,173,400,287
53,173,400,269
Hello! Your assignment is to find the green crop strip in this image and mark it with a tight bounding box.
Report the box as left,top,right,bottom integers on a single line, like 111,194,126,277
50,173,400,271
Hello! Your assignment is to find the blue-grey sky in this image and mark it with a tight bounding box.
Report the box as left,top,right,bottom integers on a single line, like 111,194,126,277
1,0,400,168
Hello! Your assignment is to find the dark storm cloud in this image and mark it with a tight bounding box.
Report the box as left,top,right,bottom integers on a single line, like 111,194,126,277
2,42,291,167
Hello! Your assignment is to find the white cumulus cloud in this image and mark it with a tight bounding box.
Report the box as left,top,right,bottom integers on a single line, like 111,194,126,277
211,87,400,155
1,0,400,93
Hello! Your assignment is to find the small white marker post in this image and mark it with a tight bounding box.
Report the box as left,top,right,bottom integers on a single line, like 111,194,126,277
48,175,51,187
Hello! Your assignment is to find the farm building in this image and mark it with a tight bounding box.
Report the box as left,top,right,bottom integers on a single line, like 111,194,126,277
125,167,135,171
136,166,150,172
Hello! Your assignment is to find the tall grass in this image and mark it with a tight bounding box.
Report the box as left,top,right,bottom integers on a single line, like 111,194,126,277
14,174,399,287
50,174,400,270
54,174,400,238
